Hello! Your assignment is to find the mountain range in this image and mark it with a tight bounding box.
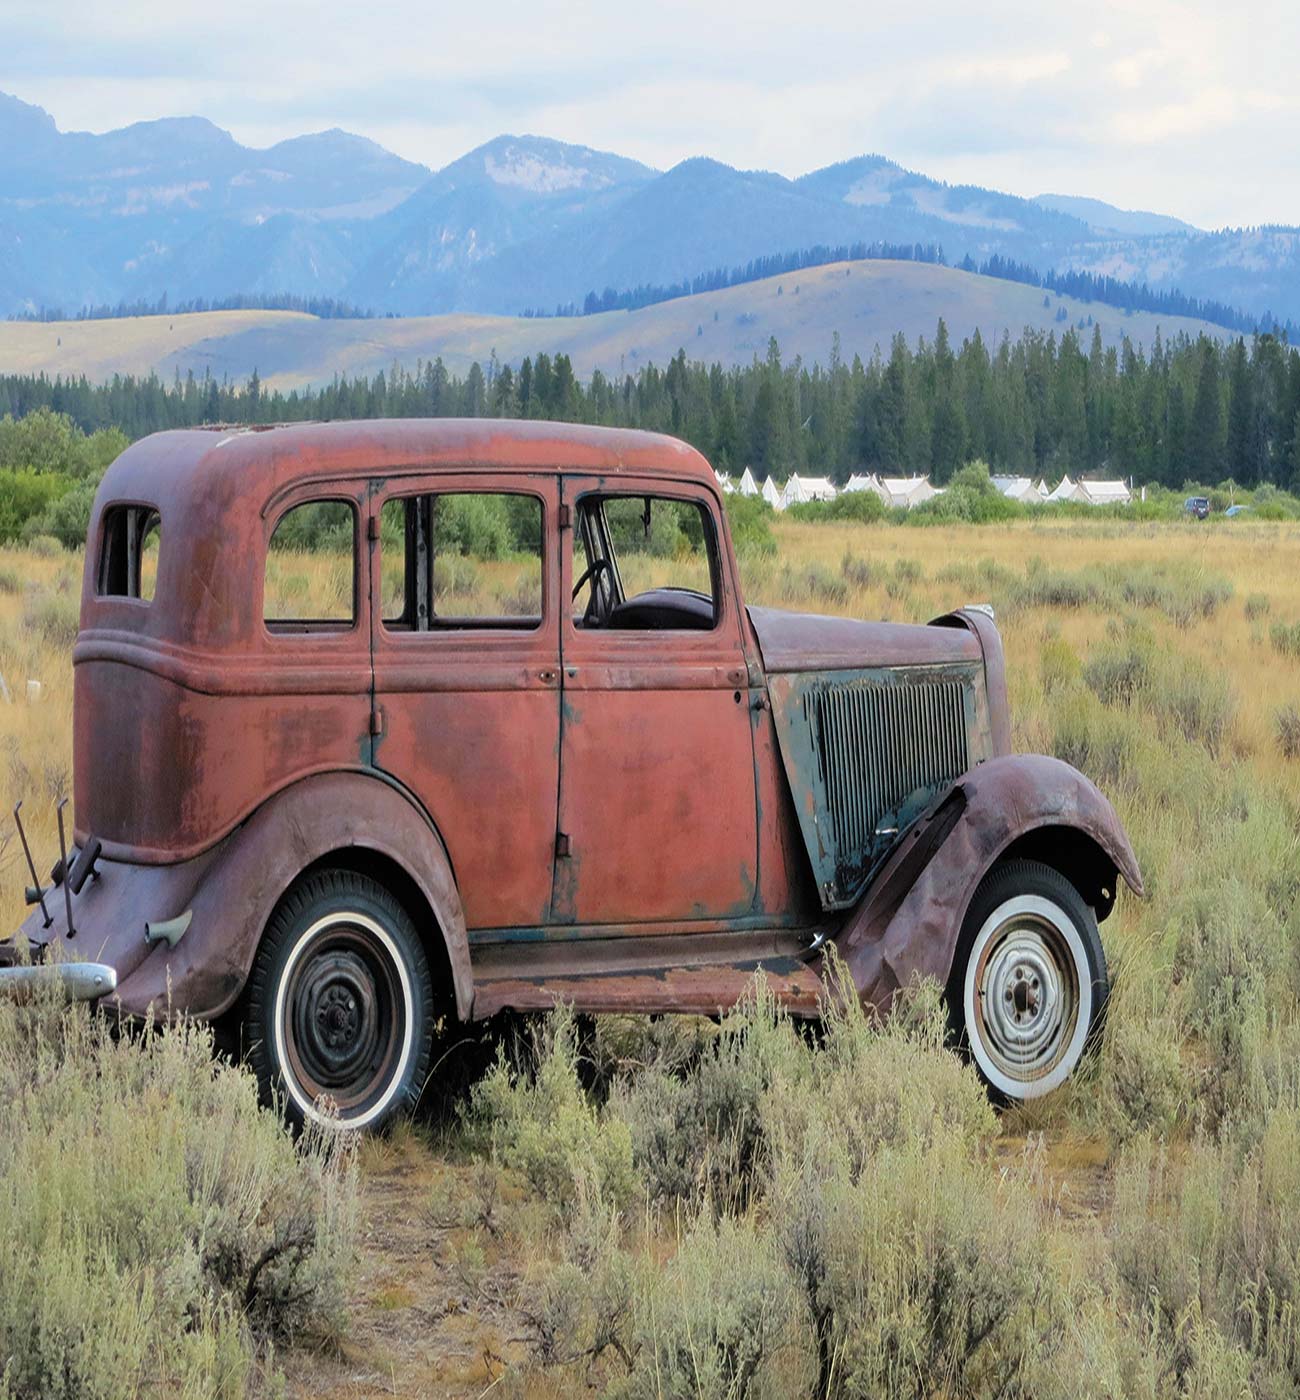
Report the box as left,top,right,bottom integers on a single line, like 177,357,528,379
3,90,1299,328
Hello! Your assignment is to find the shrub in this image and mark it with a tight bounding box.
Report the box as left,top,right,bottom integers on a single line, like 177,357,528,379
1102,1015,1190,1142
25,532,63,559
1111,1122,1300,1388
1275,705,1300,759
468,1006,638,1217
1270,620,1300,659
22,480,100,550
1039,630,1081,694
0,994,357,1398
907,461,1026,525
22,587,80,647
1245,592,1271,621
839,551,872,589
724,493,778,556
0,469,68,544
618,1212,796,1400
610,984,804,1210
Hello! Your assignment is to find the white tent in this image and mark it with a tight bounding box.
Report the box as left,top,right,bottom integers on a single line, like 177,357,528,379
761,476,784,510
1047,474,1087,504
990,475,1040,502
1081,479,1132,506
1034,479,1050,500
843,473,892,504
737,467,759,497
782,474,838,507
881,476,939,509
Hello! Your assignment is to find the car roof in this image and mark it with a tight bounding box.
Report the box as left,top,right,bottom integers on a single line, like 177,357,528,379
98,418,717,517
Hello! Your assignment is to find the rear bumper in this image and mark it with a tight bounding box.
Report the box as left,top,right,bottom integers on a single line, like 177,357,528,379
5,839,235,1021
0,960,118,1002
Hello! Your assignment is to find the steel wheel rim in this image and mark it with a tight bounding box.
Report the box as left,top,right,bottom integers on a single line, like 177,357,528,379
964,894,1092,1097
274,911,414,1128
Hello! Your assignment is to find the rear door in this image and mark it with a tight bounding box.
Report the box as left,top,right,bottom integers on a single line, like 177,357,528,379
369,474,561,931
553,475,759,927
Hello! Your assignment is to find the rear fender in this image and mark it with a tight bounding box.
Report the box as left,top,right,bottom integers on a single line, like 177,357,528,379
832,753,1142,1013
113,770,472,1021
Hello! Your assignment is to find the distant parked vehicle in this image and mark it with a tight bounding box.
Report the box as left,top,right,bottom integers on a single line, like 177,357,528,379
1184,496,1211,519
1224,504,1249,518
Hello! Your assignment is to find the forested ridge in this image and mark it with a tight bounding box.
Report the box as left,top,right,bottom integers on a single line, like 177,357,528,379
3,320,1300,489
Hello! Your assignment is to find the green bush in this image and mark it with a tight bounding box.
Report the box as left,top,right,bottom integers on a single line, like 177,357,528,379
22,587,81,647
907,461,1027,526
1270,620,1300,659
23,480,102,551
723,493,778,556
617,1212,797,1400
468,1006,638,1217
0,469,68,544
0,992,356,1399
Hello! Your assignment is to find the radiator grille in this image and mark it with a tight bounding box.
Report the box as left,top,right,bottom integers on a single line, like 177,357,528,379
803,675,969,886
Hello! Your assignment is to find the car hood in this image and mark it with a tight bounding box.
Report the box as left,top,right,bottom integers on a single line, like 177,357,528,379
746,605,983,673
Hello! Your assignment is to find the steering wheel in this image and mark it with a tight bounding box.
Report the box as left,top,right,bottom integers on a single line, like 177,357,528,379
571,557,611,602
572,557,613,626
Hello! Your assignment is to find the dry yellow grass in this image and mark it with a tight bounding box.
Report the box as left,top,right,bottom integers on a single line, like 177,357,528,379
5,517,1299,924
5,518,1300,1396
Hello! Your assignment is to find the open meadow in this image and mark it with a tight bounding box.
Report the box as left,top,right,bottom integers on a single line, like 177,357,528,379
3,515,1300,1398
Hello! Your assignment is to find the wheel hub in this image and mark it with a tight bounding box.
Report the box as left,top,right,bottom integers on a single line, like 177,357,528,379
292,946,383,1090
978,926,1071,1074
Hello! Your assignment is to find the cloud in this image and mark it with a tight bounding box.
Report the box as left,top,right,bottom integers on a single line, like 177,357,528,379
0,0,1297,227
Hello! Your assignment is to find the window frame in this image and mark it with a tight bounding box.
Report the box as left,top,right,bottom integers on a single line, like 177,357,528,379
96,502,162,604
261,494,360,636
570,487,725,635
377,485,549,637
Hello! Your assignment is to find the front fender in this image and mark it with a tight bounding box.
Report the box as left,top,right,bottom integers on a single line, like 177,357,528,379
10,771,473,1023
832,753,1142,1012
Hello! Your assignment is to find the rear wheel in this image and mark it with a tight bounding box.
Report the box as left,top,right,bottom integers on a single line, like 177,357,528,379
244,869,433,1131
948,859,1108,1101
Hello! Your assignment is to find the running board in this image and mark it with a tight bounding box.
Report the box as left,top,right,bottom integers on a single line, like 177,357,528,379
471,957,825,1020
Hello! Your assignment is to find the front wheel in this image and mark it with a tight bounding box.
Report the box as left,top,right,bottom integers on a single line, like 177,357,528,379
244,869,434,1131
948,859,1108,1101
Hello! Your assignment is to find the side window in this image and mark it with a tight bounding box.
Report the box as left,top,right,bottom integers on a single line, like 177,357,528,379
573,494,719,632
97,505,161,601
381,492,543,631
264,499,356,629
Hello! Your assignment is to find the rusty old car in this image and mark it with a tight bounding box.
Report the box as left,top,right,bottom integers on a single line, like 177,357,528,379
3,419,1141,1128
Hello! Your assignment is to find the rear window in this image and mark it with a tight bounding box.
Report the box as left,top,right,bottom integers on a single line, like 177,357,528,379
264,499,356,630
97,505,161,601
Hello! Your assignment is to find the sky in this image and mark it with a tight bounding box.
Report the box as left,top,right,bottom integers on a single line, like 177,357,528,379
3,0,1298,230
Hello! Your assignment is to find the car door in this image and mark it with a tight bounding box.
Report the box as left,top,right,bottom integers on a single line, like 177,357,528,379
369,473,561,931
553,475,759,927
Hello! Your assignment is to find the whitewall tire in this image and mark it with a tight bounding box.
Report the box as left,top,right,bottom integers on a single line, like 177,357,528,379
950,859,1108,1101
244,869,434,1132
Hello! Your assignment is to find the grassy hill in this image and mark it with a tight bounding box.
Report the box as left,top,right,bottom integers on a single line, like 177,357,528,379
0,259,1229,391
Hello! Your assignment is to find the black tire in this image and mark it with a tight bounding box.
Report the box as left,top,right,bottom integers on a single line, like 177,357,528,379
947,859,1108,1103
244,869,434,1132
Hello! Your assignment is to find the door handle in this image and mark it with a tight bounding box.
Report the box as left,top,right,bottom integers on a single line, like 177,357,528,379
539,668,557,683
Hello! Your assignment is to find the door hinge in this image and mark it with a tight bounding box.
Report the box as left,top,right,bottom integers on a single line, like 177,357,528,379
370,703,385,737
558,503,572,529
367,514,380,542
555,831,571,859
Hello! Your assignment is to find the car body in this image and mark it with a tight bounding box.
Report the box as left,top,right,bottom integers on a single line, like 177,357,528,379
4,420,1141,1125
1184,496,1211,519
